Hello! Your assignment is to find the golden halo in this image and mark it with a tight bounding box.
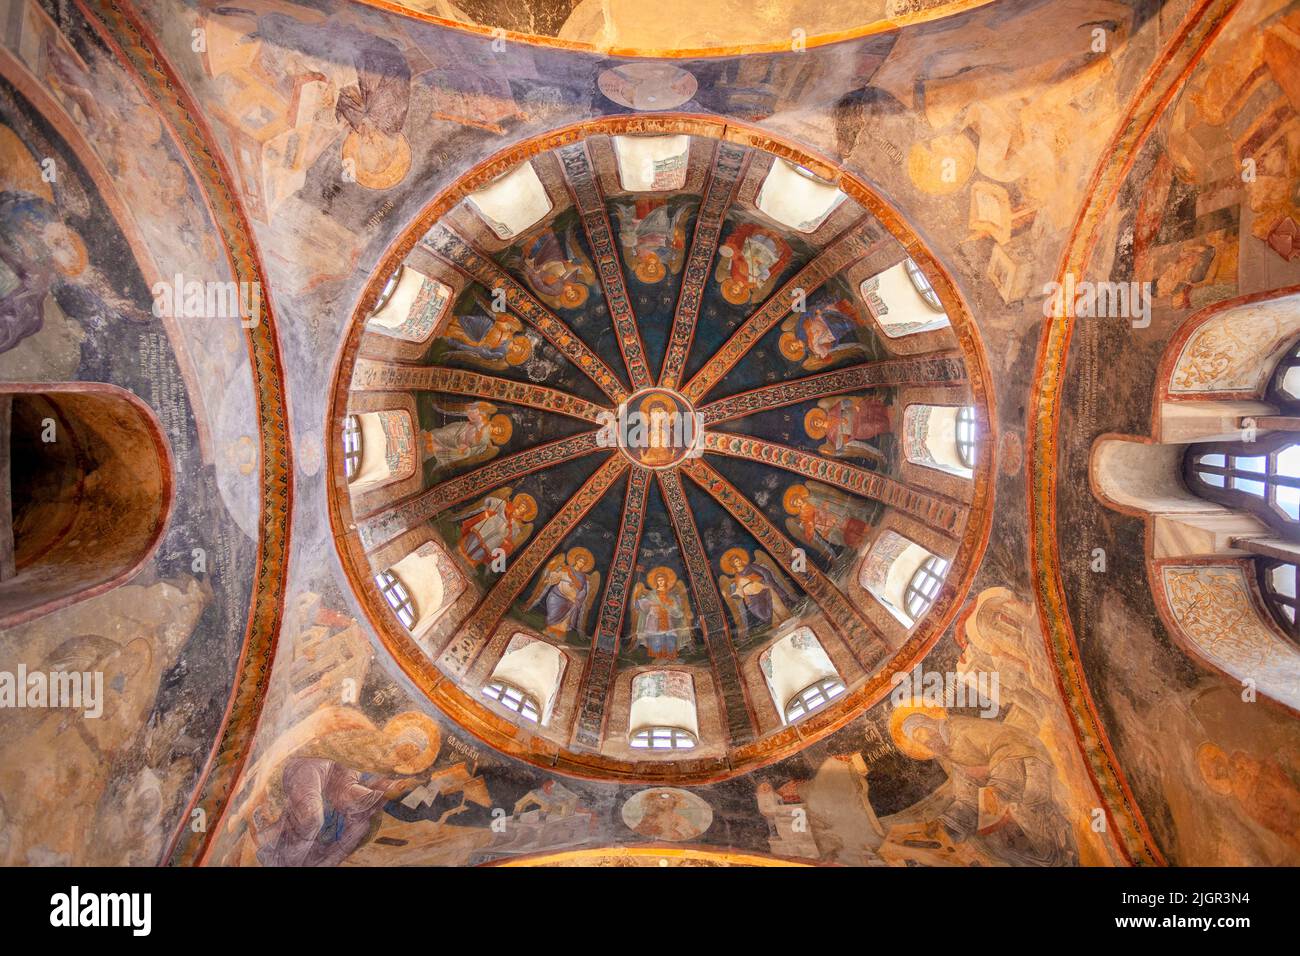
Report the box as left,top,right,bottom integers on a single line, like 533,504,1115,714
489,414,513,444
46,225,88,278
782,484,809,515
720,547,749,574
721,277,750,306
803,407,829,439
779,331,806,361
342,128,412,191
560,283,589,308
512,492,538,521
888,701,948,761
505,335,533,366
1196,742,1234,795
634,253,666,284
383,711,442,775
640,395,676,416
568,546,595,572
647,565,677,589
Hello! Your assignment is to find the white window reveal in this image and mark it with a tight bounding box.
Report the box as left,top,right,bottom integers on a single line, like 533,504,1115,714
467,162,553,240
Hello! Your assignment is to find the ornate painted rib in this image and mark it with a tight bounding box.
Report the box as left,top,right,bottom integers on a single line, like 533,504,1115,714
681,221,880,403
680,458,887,670
659,140,749,389
557,141,654,390
350,358,609,423
572,465,653,749
437,455,630,676
700,354,968,425
422,224,629,403
658,469,758,744
356,433,609,551
702,432,967,535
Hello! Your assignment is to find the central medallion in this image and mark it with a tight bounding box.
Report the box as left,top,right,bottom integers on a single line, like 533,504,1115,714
604,387,703,470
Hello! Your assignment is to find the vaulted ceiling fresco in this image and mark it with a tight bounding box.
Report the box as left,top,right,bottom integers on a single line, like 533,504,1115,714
0,0,1297,872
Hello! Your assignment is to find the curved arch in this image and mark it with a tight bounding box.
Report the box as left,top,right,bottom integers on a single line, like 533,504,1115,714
342,0,999,60
0,383,173,626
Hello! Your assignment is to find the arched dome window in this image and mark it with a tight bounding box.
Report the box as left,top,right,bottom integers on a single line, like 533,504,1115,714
760,628,844,725
364,265,451,344
756,159,845,233
905,554,951,621
466,161,552,240
481,634,566,727
783,676,847,723
860,531,949,627
1182,337,1300,642
343,410,416,490
374,568,416,629
628,671,699,751
481,679,542,723
341,414,363,480
859,258,951,338
903,403,977,478
612,134,690,192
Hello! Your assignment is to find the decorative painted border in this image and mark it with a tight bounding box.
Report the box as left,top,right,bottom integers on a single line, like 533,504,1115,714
77,0,295,867
1025,0,1245,867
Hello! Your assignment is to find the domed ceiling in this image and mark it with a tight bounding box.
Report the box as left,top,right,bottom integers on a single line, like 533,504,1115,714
331,122,992,779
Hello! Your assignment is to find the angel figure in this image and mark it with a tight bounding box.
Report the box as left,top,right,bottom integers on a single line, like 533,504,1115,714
422,401,512,470
451,488,537,567
612,198,690,284
718,548,797,640
525,547,599,640
630,567,694,659
510,224,595,310
713,222,791,306
804,396,890,464
783,482,874,562
438,306,533,370
779,298,870,371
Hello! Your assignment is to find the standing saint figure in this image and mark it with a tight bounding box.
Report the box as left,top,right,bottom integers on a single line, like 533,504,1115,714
453,489,537,567
631,567,694,659
423,401,512,470
804,396,890,463
525,547,599,639
718,548,797,640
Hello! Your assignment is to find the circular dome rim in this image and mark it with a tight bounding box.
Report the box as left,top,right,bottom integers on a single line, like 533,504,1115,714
326,113,998,785
343,0,1000,61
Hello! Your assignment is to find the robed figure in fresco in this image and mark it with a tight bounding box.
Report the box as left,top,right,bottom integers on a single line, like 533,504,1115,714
243,710,441,867
889,705,1077,867
613,198,690,284
713,222,791,306
779,299,870,371
510,224,595,310
423,401,512,470
631,567,694,659
718,547,797,640
452,488,537,567
804,396,890,464
525,547,599,640
783,482,874,562
438,308,533,370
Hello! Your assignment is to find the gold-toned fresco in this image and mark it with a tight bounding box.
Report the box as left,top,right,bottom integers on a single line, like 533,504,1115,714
0,0,1296,880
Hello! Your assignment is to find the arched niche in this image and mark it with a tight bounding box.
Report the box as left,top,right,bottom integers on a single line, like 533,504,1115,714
0,384,173,627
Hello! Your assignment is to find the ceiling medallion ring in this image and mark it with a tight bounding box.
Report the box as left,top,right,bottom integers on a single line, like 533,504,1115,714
327,115,996,785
